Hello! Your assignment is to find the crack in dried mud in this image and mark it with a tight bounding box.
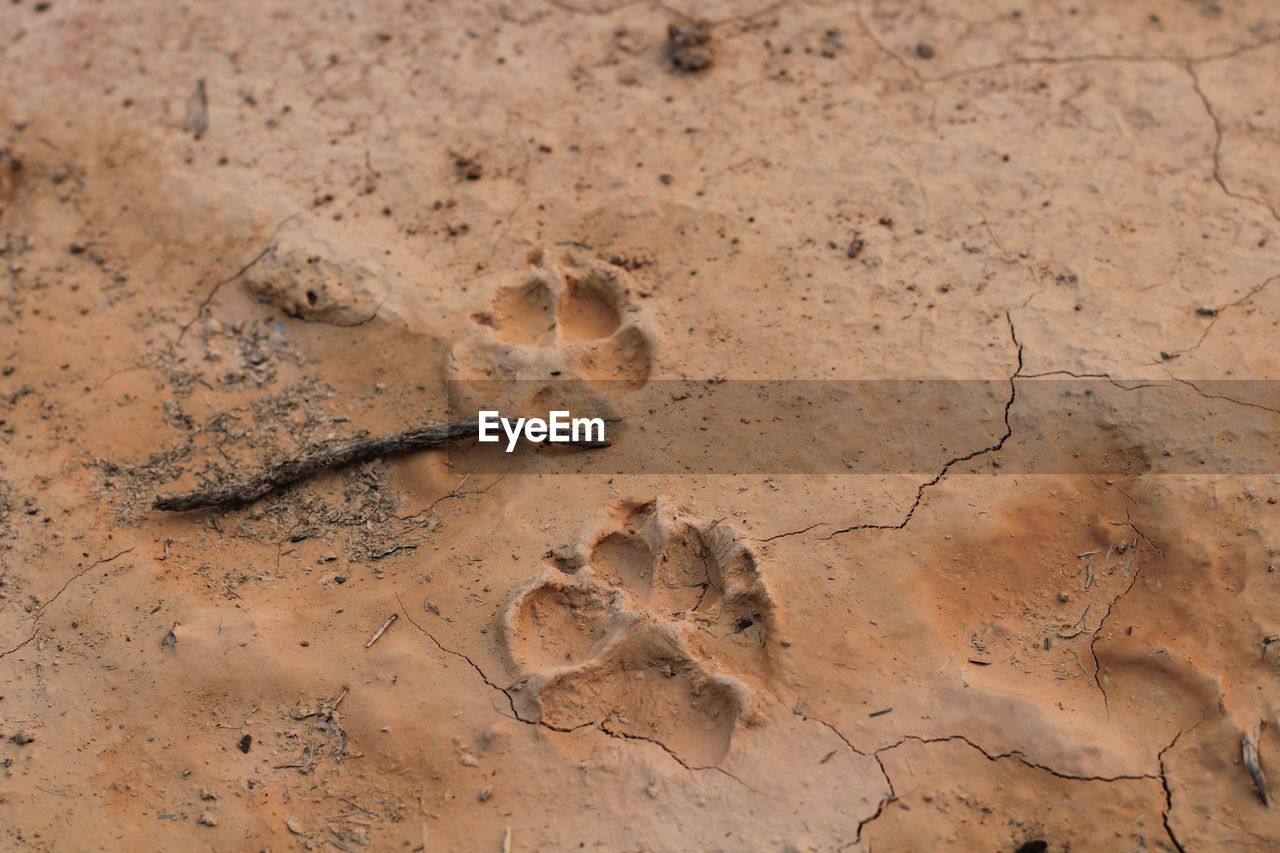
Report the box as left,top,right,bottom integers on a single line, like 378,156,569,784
853,0,926,87
1020,370,1280,419
1124,516,1163,560
809,710,1165,849
756,313,1024,543
1087,537,1147,715
908,32,1280,87
393,591,756,791
1175,378,1280,416
0,547,134,659
1186,63,1280,226
1159,273,1280,360
755,522,829,543
847,749,898,848
175,244,276,344
882,734,1158,784
1158,722,1201,853
175,213,301,343
863,27,1280,253
798,714,895,847
1019,370,1158,392
595,723,762,792
794,672,1222,850
818,312,1023,541
394,591,525,717
841,729,1180,849
803,714,869,757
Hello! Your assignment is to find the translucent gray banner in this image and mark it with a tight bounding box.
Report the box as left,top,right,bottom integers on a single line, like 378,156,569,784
444,379,1279,474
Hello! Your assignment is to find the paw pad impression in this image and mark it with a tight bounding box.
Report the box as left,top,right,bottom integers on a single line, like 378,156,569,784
501,497,779,766
449,254,653,390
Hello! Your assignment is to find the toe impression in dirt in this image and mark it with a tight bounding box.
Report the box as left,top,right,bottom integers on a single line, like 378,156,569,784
449,252,655,412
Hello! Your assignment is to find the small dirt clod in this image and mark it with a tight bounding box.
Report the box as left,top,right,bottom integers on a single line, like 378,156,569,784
454,155,483,181
669,20,713,72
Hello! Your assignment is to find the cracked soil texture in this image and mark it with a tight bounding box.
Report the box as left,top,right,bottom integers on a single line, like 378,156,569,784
1,0,1279,850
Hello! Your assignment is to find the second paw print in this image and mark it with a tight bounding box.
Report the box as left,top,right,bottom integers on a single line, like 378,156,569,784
501,497,781,766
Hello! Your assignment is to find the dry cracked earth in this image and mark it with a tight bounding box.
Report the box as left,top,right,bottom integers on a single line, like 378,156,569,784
1,0,1279,850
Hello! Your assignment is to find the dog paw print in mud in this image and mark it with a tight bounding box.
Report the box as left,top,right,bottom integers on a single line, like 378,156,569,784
501,497,780,766
448,253,653,392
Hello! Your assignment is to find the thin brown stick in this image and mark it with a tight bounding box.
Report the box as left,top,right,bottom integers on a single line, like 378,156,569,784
153,418,483,511
153,416,611,512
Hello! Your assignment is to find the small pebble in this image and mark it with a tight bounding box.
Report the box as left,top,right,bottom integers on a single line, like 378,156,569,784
479,786,493,802
916,42,935,59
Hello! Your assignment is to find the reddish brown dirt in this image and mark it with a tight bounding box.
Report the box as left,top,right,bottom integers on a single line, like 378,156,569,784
1,1,1279,850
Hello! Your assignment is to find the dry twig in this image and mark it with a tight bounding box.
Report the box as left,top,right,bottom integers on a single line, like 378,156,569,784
154,418,483,511
365,614,398,649
1243,721,1270,806
153,416,611,511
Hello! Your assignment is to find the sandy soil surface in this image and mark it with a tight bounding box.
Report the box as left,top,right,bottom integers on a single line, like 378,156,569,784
2,0,1279,850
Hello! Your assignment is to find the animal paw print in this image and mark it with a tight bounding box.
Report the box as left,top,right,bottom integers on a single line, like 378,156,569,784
501,497,779,766
448,253,653,391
